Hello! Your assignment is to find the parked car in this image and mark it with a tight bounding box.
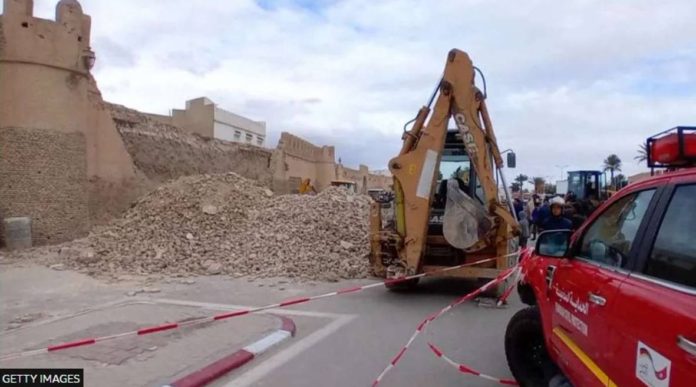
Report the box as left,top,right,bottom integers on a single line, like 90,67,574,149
505,168,696,387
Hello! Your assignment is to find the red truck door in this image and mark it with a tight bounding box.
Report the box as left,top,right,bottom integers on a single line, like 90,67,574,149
609,182,696,387
549,188,658,386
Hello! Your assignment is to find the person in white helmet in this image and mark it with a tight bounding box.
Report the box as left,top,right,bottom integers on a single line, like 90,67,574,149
540,196,572,231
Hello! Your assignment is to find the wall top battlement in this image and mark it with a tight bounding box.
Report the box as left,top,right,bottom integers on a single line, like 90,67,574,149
0,0,93,73
278,131,335,163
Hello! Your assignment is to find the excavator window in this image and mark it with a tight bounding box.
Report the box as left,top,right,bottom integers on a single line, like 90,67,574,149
435,149,485,208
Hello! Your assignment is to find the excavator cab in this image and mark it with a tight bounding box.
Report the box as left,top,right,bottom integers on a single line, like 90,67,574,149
430,131,485,233
567,170,604,201
369,49,520,291
427,130,489,266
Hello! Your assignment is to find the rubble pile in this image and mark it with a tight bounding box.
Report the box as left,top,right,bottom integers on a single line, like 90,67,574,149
107,103,273,186
60,173,371,281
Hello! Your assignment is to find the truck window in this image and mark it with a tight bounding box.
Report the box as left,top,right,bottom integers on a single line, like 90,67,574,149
645,184,696,289
577,189,655,267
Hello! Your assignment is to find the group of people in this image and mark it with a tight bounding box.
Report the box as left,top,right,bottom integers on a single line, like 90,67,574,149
514,193,578,248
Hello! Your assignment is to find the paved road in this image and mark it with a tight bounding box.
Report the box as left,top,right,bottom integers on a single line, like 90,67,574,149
0,263,523,387
168,276,524,387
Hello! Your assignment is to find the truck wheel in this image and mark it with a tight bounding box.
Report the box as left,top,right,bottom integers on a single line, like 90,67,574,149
385,278,419,291
505,306,557,387
517,283,536,305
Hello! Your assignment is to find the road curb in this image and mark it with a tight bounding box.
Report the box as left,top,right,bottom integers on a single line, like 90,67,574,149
166,314,296,387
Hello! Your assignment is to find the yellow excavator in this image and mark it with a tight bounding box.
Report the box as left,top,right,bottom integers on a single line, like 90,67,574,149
298,178,317,194
369,49,519,293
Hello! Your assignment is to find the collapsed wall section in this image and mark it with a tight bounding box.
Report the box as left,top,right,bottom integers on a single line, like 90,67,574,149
108,103,273,187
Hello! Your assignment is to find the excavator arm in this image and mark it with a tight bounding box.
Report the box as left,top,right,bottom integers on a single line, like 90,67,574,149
383,49,519,277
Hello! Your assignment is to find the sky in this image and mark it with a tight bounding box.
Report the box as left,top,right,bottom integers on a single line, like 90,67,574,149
6,0,696,184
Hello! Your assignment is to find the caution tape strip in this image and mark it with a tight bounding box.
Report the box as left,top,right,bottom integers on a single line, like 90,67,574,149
371,264,518,386
496,266,521,307
0,252,519,362
427,342,519,385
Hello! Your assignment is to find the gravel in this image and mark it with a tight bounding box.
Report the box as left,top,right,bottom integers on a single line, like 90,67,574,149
43,173,372,281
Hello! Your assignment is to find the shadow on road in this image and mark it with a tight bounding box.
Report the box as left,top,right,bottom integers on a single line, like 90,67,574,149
381,276,495,298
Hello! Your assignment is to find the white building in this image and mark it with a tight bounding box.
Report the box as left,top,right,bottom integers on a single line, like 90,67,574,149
171,97,266,146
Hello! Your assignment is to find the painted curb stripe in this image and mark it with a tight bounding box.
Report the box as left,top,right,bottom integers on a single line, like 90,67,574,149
168,315,296,387
171,350,255,387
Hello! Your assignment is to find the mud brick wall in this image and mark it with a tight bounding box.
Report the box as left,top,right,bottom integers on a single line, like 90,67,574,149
108,103,273,187
0,127,89,246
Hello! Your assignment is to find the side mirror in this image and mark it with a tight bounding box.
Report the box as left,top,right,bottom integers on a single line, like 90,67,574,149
536,230,572,257
507,152,516,168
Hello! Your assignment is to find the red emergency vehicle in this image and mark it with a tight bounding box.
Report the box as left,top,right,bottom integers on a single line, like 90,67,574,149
505,127,696,387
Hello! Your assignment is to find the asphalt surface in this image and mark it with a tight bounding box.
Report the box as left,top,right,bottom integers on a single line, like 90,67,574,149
181,276,524,387
0,263,523,387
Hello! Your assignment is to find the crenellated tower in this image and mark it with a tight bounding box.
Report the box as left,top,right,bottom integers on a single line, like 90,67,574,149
0,0,137,246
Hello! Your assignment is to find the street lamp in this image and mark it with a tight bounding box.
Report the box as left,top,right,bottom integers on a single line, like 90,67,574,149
500,148,516,168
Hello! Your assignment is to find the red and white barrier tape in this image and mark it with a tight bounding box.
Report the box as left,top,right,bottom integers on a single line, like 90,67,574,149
0,252,519,362
496,266,521,306
427,342,518,385
371,265,518,386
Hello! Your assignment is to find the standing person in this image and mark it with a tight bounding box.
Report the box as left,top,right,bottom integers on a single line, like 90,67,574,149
513,197,524,219
518,211,530,248
530,201,542,239
540,196,573,231
534,196,551,230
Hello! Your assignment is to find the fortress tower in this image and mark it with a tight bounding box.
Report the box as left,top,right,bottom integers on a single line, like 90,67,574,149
0,0,137,245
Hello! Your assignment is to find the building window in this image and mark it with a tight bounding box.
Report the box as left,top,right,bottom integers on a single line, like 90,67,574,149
246,133,253,143
234,130,241,140
257,137,264,146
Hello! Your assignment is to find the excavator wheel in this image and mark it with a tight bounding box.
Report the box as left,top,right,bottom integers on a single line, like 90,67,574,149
385,278,420,291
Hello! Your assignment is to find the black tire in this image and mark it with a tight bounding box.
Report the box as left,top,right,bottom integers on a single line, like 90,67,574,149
505,306,557,387
517,283,537,306
384,277,419,291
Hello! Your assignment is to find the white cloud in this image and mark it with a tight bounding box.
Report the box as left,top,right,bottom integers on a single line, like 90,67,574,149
5,0,695,178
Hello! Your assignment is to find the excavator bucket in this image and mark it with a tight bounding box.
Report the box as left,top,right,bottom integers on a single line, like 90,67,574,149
442,179,493,250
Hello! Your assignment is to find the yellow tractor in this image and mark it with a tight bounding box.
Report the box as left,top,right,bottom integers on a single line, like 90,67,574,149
369,49,519,292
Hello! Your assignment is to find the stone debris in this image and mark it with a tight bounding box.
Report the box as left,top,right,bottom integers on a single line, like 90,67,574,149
10,313,43,324
50,263,65,270
201,204,219,215
47,173,371,281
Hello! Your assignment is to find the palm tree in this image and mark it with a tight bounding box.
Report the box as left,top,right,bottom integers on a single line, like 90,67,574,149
532,177,545,193
635,143,648,163
603,154,622,187
514,174,528,186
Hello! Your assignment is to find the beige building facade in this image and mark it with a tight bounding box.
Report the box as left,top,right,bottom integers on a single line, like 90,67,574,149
170,97,267,147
